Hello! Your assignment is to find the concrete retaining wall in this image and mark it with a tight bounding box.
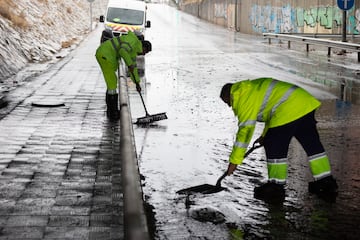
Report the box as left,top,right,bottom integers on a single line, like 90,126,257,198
178,0,360,35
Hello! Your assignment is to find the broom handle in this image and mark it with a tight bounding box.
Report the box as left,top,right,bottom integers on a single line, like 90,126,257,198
138,90,150,116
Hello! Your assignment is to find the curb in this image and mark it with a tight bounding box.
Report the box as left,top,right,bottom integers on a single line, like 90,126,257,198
118,62,150,240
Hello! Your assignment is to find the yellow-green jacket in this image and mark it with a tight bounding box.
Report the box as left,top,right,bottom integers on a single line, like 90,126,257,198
96,31,142,84
229,78,321,165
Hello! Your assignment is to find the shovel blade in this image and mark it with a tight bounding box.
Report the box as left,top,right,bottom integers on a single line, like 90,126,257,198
177,184,226,195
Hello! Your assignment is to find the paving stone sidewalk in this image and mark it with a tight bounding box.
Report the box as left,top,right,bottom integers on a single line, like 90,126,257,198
0,26,125,240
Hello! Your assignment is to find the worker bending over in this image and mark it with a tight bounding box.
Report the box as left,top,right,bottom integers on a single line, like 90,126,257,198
95,31,152,120
220,78,338,203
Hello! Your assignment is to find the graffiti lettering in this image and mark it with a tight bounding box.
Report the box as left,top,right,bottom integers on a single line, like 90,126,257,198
215,3,227,18
250,4,358,34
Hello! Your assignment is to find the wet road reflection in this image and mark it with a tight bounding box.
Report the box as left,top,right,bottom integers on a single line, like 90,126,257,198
129,3,360,240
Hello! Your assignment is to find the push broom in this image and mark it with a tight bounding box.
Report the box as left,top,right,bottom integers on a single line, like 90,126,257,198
135,90,167,124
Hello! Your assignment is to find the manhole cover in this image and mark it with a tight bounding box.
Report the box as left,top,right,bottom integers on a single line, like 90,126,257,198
31,100,65,107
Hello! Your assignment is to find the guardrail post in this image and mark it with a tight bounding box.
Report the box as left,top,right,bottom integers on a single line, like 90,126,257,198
327,47,331,57
288,41,290,49
306,44,309,52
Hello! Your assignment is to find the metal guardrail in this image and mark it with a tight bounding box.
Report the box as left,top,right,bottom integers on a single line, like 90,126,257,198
277,33,360,40
263,33,360,62
118,62,150,240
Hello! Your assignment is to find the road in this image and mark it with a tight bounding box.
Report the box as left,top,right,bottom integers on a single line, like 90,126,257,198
129,3,360,240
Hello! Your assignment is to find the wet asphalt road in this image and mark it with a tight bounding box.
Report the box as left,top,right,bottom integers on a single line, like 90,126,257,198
129,3,360,240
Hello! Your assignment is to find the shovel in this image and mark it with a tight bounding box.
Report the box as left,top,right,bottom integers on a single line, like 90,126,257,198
176,141,263,195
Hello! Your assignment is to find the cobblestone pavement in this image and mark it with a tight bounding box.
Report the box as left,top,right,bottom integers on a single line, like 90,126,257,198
0,27,125,240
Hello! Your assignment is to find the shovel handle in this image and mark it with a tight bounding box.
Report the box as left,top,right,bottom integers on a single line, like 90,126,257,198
216,141,263,187
216,171,228,187
244,141,263,158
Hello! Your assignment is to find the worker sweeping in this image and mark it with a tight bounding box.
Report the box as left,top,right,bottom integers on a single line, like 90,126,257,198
95,31,152,120
220,78,338,203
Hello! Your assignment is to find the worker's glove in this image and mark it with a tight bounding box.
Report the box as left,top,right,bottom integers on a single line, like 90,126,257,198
226,163,237,176
136,83,141,93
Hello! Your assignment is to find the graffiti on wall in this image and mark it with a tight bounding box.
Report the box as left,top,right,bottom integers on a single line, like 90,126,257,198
296,7,342,29
250,4,359,34
250,4,299,33
352,8,360,33
214,3,227,18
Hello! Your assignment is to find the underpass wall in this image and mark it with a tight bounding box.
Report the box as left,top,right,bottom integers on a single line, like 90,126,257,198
177,0,360,35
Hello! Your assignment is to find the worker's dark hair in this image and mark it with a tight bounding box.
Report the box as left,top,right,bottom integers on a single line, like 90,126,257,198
142,40,152,53
220,83,233,100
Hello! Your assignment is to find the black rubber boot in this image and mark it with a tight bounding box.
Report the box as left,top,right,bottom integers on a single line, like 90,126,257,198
106,93,120,121
254,181,285,204
308,176,338,202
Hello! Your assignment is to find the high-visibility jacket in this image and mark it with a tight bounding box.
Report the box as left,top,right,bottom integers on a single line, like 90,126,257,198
229,78,321,165
95,31,142,85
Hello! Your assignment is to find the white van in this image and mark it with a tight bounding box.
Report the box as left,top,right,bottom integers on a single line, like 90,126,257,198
99,0,151,43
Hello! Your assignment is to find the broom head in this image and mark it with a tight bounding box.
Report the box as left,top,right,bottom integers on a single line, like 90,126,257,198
135,112,167,125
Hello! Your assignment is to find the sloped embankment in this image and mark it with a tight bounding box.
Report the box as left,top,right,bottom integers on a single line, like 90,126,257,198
0,0,91,81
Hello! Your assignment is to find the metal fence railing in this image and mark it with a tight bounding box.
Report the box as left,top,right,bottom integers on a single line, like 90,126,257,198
263,33,360,62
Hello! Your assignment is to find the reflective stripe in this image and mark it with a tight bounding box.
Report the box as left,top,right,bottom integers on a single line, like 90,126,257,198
267,157,287,164
257,80,298,121
234,120,255,150
308,152,331,177
309,152,327,162
313,171,331,180
234,141,248,148
267,162,287,182
107,89,117,95
257,80,277,121
238,119,256,128
268,178,286,184
270,85,298,118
